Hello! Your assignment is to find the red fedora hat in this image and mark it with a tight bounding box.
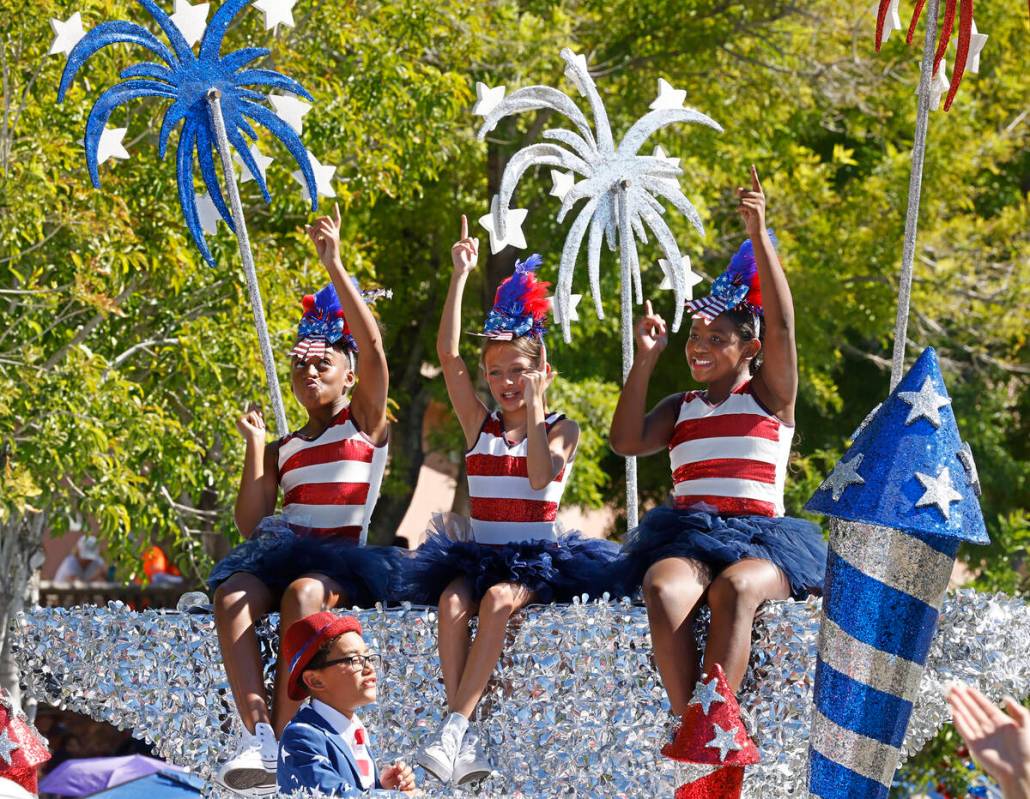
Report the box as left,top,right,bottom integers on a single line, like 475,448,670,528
283,611,363,700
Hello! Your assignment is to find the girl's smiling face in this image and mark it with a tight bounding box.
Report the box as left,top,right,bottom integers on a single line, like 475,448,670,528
290,347,354,410
483,344,542,413
685,315,760,385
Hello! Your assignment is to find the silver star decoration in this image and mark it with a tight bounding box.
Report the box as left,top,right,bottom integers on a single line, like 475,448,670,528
96,127,130,166
650,78,686,111
169,0,209,47
898,376,951,428
878,0,903,45
269,94,312,135
0,728,19,766
472,82,506,117
705,723,743,762
549,169,576,200
688,675,726,715
820,453,865,502
914,466,963,520
957,442,982,497
658,255,703,298
966,20,989,74
925,60,950,111
550,293,581,325
479,196,527,253
49,12,87,56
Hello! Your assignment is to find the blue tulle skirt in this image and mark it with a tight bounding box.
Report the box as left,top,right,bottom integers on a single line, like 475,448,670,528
620,505,827,599
397,513,623,605
207,515,401,608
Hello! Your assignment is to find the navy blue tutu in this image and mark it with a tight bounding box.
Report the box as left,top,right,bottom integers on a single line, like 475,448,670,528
397,513,622,605
620,505,827,599
207,515,401,607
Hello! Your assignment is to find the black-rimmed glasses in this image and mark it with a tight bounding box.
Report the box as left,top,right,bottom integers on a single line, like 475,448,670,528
316,653,383,672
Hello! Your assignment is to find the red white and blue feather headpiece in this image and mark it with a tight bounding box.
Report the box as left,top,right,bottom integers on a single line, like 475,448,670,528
480,254,552,341
686,232,773,327
290,282,391,361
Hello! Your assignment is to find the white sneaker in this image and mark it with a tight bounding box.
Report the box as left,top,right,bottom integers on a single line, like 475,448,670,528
451,728,492,786
415,719,463,784
216,723,278,795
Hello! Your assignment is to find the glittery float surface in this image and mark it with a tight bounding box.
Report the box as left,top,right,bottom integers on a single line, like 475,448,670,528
13,592,1030,798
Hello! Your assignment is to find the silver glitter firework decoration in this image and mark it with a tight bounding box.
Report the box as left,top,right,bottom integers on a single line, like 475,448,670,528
474,49,722,526
15,592,1030,798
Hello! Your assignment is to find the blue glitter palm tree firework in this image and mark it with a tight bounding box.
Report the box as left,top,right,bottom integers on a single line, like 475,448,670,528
58,0,317,266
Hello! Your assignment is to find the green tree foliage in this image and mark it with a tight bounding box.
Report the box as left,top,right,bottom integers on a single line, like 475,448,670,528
0,0,1026,788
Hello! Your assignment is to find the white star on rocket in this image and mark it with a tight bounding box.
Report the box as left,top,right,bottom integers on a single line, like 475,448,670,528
49,12,87,56
550,293,581,325
236,143,274,184
96,127,130,166
269,94,312,135
966,20,988,74
549,169,576,200
658,256,703,299
472,82,506,117
878,0,903,46
292,152,336,202
253,0,298,30
479,196,528,254
195,192,223,235
169,0,209,47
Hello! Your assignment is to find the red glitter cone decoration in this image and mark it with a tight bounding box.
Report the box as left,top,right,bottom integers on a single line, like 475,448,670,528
661,664,759,767
674,765,744,799
0,690,50,795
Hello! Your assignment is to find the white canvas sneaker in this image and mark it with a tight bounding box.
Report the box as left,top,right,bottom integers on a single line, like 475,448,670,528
451,728,492,786
415,718,464,784
215,722,278,795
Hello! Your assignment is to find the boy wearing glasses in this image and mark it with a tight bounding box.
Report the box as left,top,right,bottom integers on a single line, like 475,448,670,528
277,612,417,796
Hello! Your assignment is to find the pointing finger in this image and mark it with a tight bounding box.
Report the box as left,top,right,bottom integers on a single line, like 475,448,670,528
751,165,763,194
334,202,341,228
460,214,468,240
644,299,653,316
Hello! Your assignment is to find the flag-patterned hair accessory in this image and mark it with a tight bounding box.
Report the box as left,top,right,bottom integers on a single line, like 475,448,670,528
290,283,392,361
480,254,552,341
686,232,774,326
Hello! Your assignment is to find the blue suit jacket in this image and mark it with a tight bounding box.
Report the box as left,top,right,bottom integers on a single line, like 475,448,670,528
277,704,383,797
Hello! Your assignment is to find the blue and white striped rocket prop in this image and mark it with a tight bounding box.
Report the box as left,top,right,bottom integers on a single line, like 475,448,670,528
804,346,988,799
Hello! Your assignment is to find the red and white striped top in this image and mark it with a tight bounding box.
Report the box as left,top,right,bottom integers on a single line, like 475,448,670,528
466,411,574,545
668,382,793,517
277,406,388,544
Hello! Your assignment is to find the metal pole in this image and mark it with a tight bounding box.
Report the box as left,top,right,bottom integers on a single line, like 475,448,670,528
206,89,289,436
890,0,940,390
617,185,639,529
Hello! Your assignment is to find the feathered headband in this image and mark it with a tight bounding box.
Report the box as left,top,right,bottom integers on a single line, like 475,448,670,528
480,254,551,341
290,282,391,361
686,232,774,328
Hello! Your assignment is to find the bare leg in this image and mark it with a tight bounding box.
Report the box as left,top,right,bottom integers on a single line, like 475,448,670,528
704,558,790,692
642,557,711,715
438,578,478,706
213,573,276,733
450,582,535,720
272,573,346,735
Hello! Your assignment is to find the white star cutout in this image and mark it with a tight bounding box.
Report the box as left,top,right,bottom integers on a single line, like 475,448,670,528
196,192,223,235
688,675,726,715
269,94,312,134
658,256,704,298
878,0,903,46
236,143,273,184
170,0,209,47
96,127,130,165
0,728,19,765
966,20,988,74
914,467,963,520
479,196,528,254
292,152,336,202
957,442,982,498
472,82,506,117
253,0,298,30
49,12,86,56
549,169,576,200
897,376,951,428
650,77,686,111
924,59,950,111
651,145,681,188
705,723,743,761
550,293,581,325
820,453,865,501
